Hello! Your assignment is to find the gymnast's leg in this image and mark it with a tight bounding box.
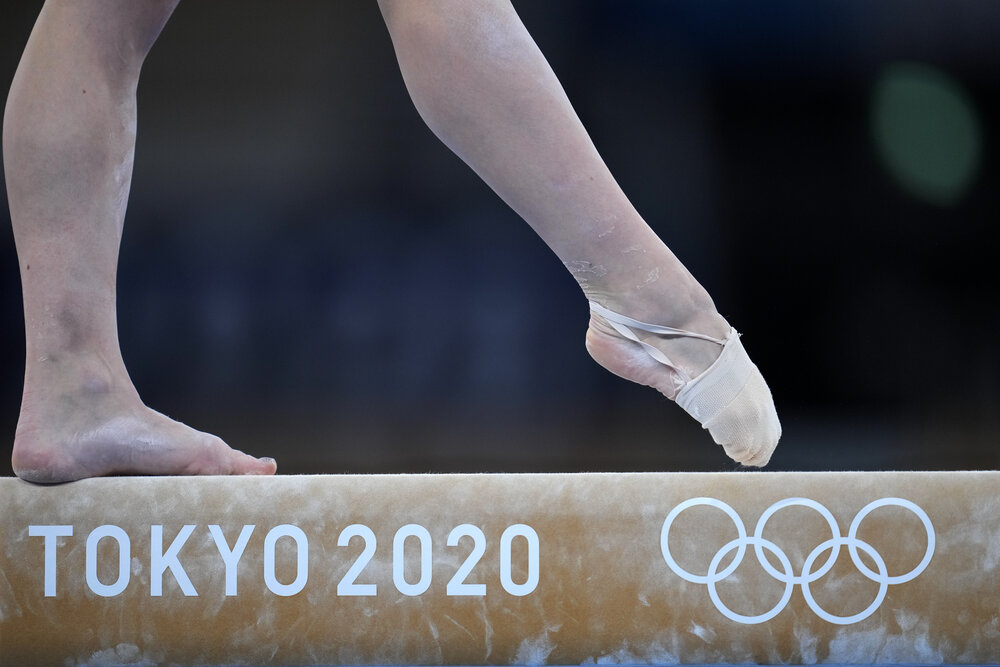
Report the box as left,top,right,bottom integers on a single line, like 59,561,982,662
378,0,780,465
6,0,276,481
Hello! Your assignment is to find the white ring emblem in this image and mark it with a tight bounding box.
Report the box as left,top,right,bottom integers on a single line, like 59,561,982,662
660,497,934,625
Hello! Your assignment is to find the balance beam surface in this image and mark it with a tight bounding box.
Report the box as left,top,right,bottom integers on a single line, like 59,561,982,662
1,472,997,665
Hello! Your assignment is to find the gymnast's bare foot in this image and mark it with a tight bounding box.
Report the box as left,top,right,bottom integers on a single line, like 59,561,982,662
2,2,276,483
11,356,276,483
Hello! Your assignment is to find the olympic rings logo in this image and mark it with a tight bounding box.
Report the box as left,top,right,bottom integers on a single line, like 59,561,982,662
660,497,935,625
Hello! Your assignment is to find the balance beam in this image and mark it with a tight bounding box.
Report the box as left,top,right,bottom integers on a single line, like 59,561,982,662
1,472,997,666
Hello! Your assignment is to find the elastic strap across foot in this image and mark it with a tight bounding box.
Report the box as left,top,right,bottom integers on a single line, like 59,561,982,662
588,301,726,384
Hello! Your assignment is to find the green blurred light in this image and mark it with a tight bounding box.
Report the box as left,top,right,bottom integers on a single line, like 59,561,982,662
871,62,982,207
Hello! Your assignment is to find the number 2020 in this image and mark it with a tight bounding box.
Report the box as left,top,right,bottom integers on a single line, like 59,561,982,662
336,523,539,597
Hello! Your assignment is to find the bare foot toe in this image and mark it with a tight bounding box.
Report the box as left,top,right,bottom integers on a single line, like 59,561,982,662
181,433,278,476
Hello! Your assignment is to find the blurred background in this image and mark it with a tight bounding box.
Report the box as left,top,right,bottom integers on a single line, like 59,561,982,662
1,0,998,475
